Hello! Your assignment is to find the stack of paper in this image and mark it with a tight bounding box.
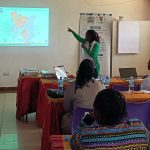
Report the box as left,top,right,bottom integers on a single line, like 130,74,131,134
140,90,150,94
40,69,56,78
20,68,39,76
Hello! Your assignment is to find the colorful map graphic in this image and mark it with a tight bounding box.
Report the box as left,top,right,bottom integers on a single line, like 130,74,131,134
0,7,49,46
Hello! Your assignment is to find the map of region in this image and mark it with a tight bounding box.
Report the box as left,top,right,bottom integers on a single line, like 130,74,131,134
0,7,49,46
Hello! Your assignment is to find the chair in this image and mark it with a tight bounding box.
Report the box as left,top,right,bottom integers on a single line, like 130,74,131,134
112,85,129,91
126,101,150,130
112,84,140,91
71,107,93,134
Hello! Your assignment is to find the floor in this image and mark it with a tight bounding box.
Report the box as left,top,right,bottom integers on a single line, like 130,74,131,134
0,93,42,150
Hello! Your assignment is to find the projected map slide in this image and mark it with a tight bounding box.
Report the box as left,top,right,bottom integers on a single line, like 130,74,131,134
0,7,49,46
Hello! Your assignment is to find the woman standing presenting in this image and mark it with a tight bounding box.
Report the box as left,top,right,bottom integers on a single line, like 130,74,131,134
68,28,100,78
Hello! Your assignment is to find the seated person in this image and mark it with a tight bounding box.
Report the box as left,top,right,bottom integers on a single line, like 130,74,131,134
61,59,105,134
70,89,149,149
141,59,150,90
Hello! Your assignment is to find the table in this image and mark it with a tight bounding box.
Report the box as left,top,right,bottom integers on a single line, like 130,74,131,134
122,92,150,102
36,78,70,128
37,77,143,125
50,135,72,150
109,78,143,88
41,97,64,150
16,77,143,121
16,75,70,123
16,76,40,120
36,79,51,127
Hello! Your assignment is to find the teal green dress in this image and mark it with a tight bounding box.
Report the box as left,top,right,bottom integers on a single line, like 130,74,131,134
71,31,100,76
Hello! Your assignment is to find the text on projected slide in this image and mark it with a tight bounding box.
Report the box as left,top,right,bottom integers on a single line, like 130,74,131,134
0,7,49,46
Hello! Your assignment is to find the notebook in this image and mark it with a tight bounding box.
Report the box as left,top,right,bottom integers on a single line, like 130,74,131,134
119,68,137,80
53,65,75,82
53,65,68,80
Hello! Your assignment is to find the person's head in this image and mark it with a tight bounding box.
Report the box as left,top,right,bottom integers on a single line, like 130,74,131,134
93,89,127,126
147,59,150,70
85,30,100,43
75,59,94,91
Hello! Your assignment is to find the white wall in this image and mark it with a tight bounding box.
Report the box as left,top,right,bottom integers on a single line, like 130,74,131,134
112,21,150,76
0,0,150,86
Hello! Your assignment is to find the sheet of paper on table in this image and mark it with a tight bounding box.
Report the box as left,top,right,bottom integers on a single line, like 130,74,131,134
140,90,150,94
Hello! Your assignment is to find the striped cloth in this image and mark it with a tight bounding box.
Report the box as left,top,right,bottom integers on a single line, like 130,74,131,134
70,118,149,150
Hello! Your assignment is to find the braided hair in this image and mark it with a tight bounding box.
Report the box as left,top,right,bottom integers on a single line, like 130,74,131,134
93,89,128,126
75,59,95,92
86,30,100,43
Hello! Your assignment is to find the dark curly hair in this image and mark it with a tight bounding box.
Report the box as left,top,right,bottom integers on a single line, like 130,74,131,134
93,89,128,126
75,59,95,92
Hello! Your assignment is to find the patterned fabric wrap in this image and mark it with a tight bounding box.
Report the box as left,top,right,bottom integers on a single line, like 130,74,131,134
70,118,149,150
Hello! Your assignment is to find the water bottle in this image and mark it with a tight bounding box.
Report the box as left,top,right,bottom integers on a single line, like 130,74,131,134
58,77,64,93
105,76,110,87
129,77,135,92
99,75,110,88
99,75,105,84
65,135,70,141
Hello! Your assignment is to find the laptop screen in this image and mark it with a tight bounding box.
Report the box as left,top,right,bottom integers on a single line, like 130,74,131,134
53,66,68,80
119,68,137,79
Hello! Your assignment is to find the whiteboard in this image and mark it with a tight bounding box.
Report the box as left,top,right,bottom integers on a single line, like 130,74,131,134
118,21,140,54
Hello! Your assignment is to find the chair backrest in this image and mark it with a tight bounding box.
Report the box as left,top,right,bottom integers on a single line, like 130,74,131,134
72,102,150,134
112,85,129,91
112,84,140,91
72,107,93,134
126,101,150,130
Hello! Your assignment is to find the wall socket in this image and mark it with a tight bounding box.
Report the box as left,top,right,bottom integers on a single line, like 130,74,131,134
3,72,10,76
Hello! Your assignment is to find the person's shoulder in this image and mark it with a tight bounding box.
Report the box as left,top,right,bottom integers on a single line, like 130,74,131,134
65,81,76,92
93,79,103,85
143,75,150,83
88,79,104,90
145,75,150,80
127,118,146,128
128,118,141,122
94,41,100,46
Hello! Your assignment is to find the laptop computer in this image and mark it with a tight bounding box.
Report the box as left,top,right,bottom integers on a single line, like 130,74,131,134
53,65,68,80
119,68,137,80
53,65,75,82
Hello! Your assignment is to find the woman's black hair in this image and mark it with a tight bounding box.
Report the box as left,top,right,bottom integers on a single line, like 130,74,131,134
86,30,100,43
93,89,127,126
148,58,150,70
75,59,95,92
